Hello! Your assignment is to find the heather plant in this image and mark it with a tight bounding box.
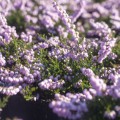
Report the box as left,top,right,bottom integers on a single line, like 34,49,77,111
0,0,120,120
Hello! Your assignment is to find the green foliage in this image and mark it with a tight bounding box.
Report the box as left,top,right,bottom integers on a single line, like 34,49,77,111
0,96,9,109
0,38,33,68
22,85,38,101
113,39,120,58
93,0,106,3
83,96,120,120
7,10,26,33
35,46,94,93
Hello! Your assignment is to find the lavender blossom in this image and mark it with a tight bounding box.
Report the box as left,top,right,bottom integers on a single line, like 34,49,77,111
81,68,107,95
0,52,6,66
53,1,79,42
21,32,32,43
39,79,65,90
0,13,18,45
49,93,88,119
104,110,116,120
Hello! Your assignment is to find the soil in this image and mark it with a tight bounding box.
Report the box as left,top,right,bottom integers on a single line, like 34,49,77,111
1,94,61,120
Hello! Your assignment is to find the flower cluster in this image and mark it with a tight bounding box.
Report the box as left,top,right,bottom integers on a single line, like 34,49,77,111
0,13,18,45
49,93,87,119
39,78,65,90
53,1,79,42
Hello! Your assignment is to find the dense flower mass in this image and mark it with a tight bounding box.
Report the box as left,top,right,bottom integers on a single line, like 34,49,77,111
0,0,120,120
